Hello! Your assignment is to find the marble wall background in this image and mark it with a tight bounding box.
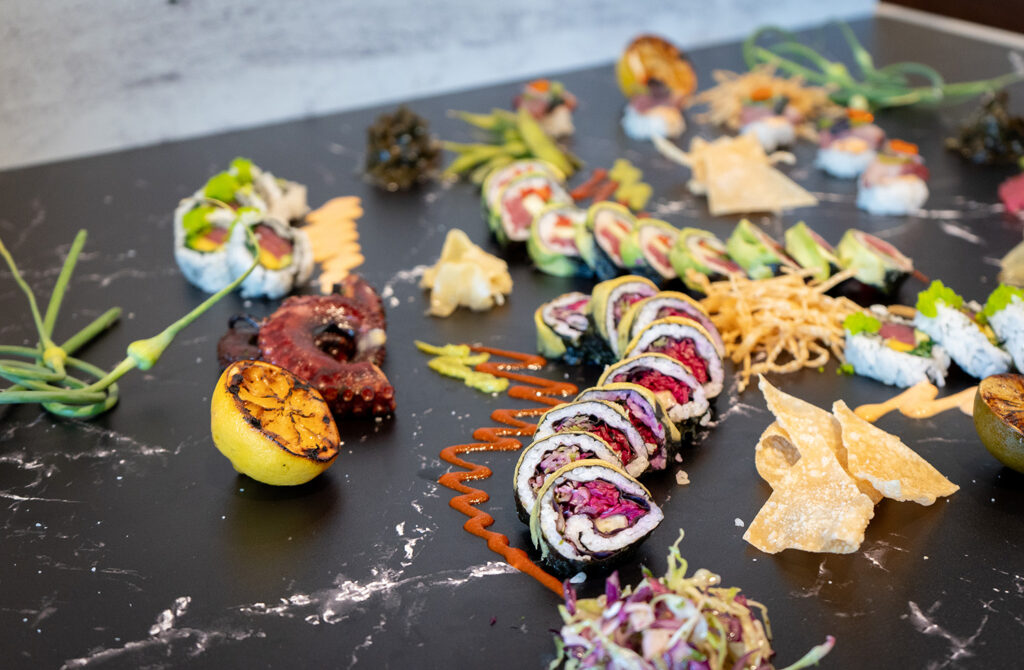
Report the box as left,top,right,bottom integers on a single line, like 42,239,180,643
0,0,873,170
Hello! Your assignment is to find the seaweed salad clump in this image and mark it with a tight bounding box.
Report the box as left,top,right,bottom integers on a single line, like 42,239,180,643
947,91,1024,165
365,105,441,191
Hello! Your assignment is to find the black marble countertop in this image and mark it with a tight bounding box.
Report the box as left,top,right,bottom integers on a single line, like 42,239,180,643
2,16,1023,669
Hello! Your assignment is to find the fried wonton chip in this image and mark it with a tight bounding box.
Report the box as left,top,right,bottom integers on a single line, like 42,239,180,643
754,421,800,488
746,378,876,553
832,400,959,506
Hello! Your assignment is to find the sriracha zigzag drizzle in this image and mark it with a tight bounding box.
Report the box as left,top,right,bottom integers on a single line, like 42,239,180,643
438,347,577,596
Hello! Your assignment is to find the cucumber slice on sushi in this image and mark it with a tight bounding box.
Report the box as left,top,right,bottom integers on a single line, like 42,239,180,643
726,219,798,280
913,281,1012,379
576,382,680,470
488,172,571,245
534,292,614,365
534,400,651,477
622,317,725,399
528,459,662,574
576,202,636,281
590,275,659,357
621,218,680,283
527,203,591,277
173,197,238,293
617,291,724,357
784,221,840,282
836,229,913,299
481,159,565,216
598,353,710,430
669,227,744,292
513,432,621,523
843,308,950,387
226,210,314,299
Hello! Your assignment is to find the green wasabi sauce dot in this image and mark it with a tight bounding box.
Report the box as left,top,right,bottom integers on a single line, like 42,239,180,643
203,172,240,203
230,157,255,184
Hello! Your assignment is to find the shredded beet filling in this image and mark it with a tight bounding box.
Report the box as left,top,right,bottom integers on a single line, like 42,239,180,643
552,417,633,466
553,479,649,527
647,337,708,384
530,446,594,491
613,369,691,405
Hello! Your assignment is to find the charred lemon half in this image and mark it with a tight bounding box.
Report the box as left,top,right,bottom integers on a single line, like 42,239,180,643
211,360,340,485
974,373,1024,474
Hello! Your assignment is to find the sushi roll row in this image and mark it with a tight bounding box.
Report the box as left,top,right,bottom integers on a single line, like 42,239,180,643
671,220,915,301
173,158,313,298
843,281,1024,387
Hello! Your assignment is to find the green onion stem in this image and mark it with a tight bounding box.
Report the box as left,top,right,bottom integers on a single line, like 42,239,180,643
43,229,87,338
60,307,121,356
0,234,56,356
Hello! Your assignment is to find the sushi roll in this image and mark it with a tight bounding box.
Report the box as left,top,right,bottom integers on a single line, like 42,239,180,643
784,221,839,282
913,281,1012,379
534,292,614,366
668,227,744,292
590,276,660,357
251,168,310,223
815,109,885,178
575,202,636,281
513,79,577,138
622,318,725,399
528,459,663,573
836,229,914,300
534,400,651,477
172,197,238,293
739,91,799,152
576,383,680,470
620,218,680,283
488,172,572,246
621,82,685,140
843,308,950,387
726,219,798,280
857,139,929,216
481,159,564,218
527,203,591,277
617,291,724,356
598,353,710,429
983,285,1024,372
513,432,620,523
201,160,268,212
226,210,314,299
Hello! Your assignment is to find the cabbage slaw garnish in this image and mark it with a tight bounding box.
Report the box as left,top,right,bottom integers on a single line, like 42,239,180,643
551,532,834,669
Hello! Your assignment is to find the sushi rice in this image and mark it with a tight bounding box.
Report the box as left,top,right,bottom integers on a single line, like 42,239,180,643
227,211,314,299
172,197,238,294
988,296,1024,372
914,303,1012,379
856,175,928,216
816,143,876,179
844,331,950,387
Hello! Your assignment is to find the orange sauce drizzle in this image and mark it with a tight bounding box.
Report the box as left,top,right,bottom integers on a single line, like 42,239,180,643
438,346,577,596
854,381,977,423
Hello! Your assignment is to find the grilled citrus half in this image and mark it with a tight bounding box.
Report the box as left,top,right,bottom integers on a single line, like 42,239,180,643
211,360,341,485
974,373,1024,474
615,35,697,100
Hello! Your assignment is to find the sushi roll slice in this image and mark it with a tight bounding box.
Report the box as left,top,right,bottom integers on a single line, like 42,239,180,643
598,353,710,429
529,459,663,573
726,219,798,280
226,210,314,299
843,308,950,387
784,221,840,282
622,318,725,399
590,275,660,357
983,285,1024,372
513,432,619,523
576,202,636,281
616,291,724,357
534,292,614,366
836,228,914,300
669,227,744,292
913,281,1012,379
514,79,577,138
739,91,799,152
489,172,572,246
815,109,885,179
201,160,268,213
481,159,565,217
251,169,310,223
857,139,929,216
620,218,680,283
173,197,238,293
534,400,651,477
527,203,591,277
576,383,680,470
